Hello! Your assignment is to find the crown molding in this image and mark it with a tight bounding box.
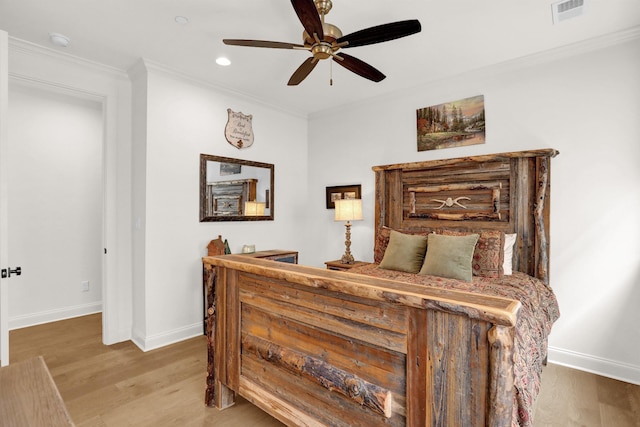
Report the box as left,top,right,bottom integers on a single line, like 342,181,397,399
7,37,306,118
482,25,640,77
8,37,129,80
8,25,638,121
310,25,640,120
136,58,307,119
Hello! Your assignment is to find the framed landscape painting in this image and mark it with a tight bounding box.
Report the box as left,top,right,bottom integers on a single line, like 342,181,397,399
416,95,485,151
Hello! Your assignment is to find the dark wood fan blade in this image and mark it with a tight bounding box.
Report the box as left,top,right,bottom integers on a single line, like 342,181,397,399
337,20,421,48
223,39,305,49
333,53,385,82
291,0,324,40
288,57,318,86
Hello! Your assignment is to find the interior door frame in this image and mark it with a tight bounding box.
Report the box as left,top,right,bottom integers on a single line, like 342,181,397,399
2,72,112,360
1,37,133,364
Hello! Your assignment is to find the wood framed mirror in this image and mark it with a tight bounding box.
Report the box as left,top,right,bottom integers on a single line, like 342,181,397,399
200,154,274,222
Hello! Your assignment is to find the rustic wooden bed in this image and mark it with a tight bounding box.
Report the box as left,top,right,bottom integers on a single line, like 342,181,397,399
203,149,559,427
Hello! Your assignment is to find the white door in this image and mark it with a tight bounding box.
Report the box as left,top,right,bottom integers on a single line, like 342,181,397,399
0,29,9,366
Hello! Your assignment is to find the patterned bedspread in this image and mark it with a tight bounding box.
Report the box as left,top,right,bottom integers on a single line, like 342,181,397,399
348,264,560,427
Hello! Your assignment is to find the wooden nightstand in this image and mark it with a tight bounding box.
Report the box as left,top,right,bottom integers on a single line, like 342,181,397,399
324,260,371,271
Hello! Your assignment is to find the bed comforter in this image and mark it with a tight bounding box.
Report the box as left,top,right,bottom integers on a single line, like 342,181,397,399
349,264,560,427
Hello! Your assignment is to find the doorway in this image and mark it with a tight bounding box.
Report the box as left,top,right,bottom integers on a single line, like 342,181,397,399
5,82,104,345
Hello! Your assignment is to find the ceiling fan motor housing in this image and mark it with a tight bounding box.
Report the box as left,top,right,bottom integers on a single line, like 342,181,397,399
303,23,343,45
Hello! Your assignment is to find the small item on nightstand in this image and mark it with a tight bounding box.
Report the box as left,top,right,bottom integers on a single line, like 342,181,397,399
242,244,256,253
224,239,231,254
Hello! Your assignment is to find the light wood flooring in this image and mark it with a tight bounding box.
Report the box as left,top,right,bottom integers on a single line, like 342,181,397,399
7,314,640,427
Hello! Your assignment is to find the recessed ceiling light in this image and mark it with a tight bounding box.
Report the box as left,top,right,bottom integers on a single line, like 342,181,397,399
216,57,231,66
175,16,189,25
49,33,70,47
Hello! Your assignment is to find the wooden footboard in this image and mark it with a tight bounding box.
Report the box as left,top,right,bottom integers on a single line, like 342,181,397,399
204,256,520,427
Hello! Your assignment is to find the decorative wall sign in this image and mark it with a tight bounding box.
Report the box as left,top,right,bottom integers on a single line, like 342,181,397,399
225,108,254,149
325,184,361,209
416,95,485,152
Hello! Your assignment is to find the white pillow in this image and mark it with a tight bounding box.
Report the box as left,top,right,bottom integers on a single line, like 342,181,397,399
503,233,517,275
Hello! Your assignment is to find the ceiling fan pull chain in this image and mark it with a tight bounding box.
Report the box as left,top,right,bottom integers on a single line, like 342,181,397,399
330,59,333,86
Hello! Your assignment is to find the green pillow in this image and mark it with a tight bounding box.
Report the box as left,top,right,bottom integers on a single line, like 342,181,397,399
419,233,479,281
379,230,428,273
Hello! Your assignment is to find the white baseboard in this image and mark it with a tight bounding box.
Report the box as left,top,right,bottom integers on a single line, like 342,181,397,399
131,322,203,352
102,325,132,346
548,346,640,386
9,302,102,330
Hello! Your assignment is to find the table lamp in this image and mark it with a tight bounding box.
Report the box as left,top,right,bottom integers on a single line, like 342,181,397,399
334,198,363,264
244,200,265,216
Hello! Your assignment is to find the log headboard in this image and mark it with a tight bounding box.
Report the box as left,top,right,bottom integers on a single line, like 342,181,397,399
373,149,559,284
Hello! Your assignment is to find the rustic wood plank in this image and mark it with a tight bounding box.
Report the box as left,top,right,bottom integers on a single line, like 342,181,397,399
238,377,327,427
203,257,520,327
204,264,216,406
225,269,240,390
408,181,502,193
240,303,406,397
408,211,501,221
240,274,408,334
488,325,515,427
535,156,552,285
242,289,406,354
372,148,559,172
241,355,405,427
243,335,393,418
208,265,236,409
406,308,429,426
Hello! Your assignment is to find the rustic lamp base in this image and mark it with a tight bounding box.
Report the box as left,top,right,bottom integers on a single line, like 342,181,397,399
340,221,355,264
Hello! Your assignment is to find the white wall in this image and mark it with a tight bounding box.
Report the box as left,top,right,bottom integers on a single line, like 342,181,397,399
307,32,640,385
130,61,309,350
7,84,103,327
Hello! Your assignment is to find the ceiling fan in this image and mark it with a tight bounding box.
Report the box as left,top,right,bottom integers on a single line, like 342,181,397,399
223,0,421,86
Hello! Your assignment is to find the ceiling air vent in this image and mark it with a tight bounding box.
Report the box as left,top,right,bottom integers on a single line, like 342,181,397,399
552,0,588,24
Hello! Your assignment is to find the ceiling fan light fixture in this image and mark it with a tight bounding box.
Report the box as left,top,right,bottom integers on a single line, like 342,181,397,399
49,32,70,47
216,57,231,66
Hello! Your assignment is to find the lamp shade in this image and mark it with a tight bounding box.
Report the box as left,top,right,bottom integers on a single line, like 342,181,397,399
334,199,363,221
244,201,265,216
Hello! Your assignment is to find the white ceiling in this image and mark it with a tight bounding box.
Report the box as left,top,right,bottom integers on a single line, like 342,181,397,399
1,0,638,115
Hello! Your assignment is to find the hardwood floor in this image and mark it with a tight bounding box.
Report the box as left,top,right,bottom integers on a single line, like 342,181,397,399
9,314,283,427
7,314,640,426
535,362,640,426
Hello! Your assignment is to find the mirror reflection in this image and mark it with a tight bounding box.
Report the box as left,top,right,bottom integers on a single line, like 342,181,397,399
200,154,274,222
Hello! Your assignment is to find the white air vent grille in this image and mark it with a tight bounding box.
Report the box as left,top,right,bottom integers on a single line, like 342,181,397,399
552,0,588,24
